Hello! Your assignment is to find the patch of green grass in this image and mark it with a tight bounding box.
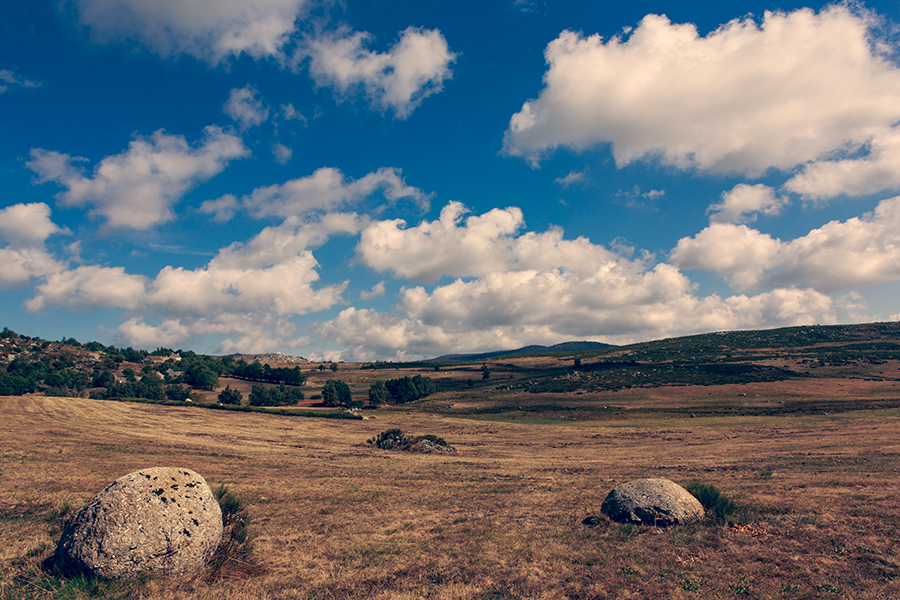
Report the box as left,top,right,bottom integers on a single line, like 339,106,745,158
683,480,737,524
729,577,753,595
7,572,152,600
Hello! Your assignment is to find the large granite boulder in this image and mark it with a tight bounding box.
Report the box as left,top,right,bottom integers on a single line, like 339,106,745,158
600,478,704,526
55,467,223,579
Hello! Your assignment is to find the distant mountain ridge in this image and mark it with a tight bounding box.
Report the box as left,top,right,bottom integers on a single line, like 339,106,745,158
427,341,615,363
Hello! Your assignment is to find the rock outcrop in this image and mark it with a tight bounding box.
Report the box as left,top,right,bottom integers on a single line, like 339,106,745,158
600,478,704,526
55,467,223,579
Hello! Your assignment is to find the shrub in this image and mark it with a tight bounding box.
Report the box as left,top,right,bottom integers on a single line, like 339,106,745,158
208,485,259,581
366,429,453,452
218,385,242,405
683,480,736,523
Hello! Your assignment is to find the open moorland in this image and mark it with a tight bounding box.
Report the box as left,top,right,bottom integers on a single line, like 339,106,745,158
3,322,900,599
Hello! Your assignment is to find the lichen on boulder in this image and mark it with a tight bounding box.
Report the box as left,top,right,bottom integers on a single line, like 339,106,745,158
55,467,223,579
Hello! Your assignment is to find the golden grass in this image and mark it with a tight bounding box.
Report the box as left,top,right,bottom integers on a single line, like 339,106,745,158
3,394,900,599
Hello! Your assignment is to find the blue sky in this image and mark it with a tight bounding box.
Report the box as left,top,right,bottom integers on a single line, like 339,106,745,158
3,0,900,360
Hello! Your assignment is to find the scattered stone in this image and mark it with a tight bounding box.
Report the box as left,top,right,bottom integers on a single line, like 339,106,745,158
55,467,223,579
410,438,458,453
600,478,704,526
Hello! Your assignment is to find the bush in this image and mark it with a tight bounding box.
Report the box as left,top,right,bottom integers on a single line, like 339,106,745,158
208,485,258,581
218,385,242,405
366,429,453,452
683,480,736,523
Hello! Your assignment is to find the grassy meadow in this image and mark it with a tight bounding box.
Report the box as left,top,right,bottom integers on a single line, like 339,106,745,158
4,376,900,599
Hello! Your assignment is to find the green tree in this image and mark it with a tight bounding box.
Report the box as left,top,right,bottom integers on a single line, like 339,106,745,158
186,364,219,390
248,384,269,406
368,381,391,406
481,364,491,380
382,375,437,404
137,377,165,401
329,362,339,372
282,366,305,386
218,385,242,405
248,384,303,406
93,370,114,388
166,384,190,401
0,374,35,395
322,379,352,407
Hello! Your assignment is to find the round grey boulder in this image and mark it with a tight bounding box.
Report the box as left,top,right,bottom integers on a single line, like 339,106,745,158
56,467,223,579
600,478,704,526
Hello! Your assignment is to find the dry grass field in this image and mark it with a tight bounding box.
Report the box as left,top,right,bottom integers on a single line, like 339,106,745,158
3,383,900,600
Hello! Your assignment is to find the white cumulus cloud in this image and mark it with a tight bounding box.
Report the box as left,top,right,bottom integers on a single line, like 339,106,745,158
784,127,900,200
708,184,789,224
360,281,385,301
280,103,307,124
672,196,900,292
73,0,308,64
0,69,42,93
224,85,269,130
202,166,428,220
27,213,359,353
272,143,293,164
331,202,839,360
503,6,900,174
305,26,456,118
0,203,66,290
318,281,835,362
28,126,248,230
0,203,64,247
357,201,620,283
554,170,587,187
27,265,148,312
